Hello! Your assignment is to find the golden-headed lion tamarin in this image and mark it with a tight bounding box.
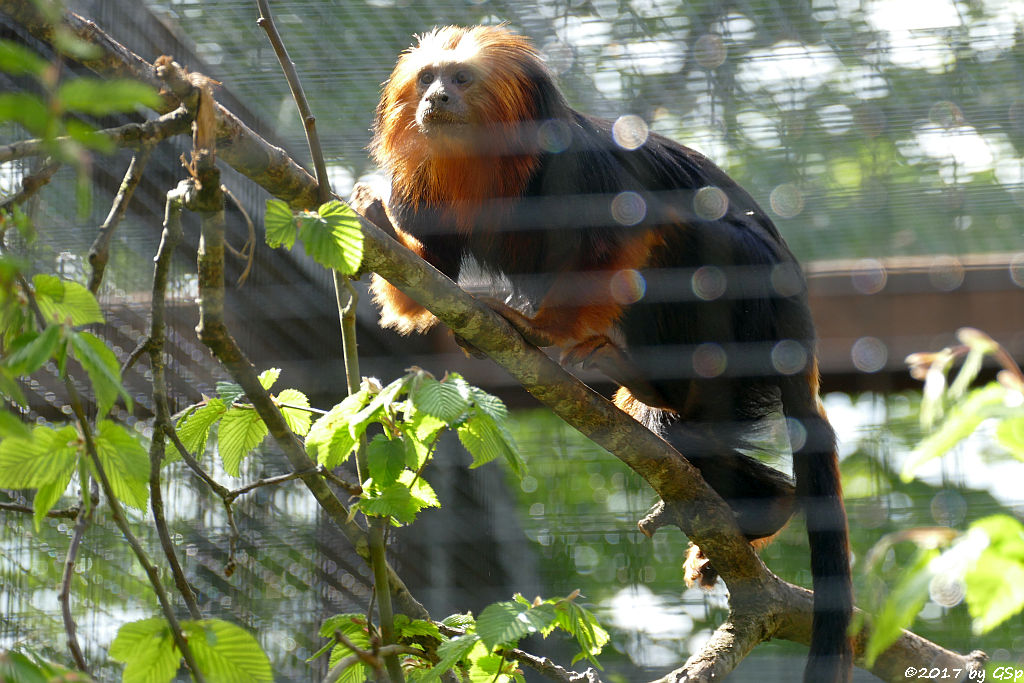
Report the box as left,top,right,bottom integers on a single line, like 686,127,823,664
367,24,853,682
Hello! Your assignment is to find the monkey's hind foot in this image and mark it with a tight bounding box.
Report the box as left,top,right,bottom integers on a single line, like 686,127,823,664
683,542,720,589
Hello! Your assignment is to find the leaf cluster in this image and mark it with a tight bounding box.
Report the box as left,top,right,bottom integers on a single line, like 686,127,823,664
314,592,608,682
0,274,144,526
306,368,522,524
264,199,364,275
109,617,272,683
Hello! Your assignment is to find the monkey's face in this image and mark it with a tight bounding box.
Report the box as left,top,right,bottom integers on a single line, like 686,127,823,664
413,63,477,140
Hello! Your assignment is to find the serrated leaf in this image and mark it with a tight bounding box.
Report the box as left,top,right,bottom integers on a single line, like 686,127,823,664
110,618,179,683
70,330,131,419
277,388,312,436
219,407,268,476
264,199,297,250
320,614,372,681
216,381,245,405
358,471,439,524
183,619,273,683
3,325,63,376
33,274,104,326
305,390,369,468
0,424,78,489
297,200,364,275
468,386,509,421
348,376,407,438
441,613,475,630
418,634,480,683
0,39,49,77
394,615,442,640
0,409,31,440
413,377,470,423
176,398,227,457
92,420,149,510
57,78,161,115
258,368,281,391
476,600,557,650
556,600,609,666
457,413,517,470
33,464,76,531
366,434,407,489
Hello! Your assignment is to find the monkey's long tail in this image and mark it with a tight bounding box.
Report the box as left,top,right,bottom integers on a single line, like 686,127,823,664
782,369,854,683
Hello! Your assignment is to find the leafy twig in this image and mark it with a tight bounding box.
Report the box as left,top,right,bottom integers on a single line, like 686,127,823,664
15,272,206,682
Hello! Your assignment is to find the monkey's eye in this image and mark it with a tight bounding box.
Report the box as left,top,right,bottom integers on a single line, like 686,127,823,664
418,71,435,87
452,69,474,86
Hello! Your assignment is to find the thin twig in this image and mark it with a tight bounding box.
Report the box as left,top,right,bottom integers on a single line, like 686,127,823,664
147,181,202,619
0,501,80,518
88,145,154,294
58,485,96,673
0,158,60,211
224,468,317,502
0,107,191,164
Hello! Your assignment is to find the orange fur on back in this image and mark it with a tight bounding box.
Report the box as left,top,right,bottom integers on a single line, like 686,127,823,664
371,26,544,232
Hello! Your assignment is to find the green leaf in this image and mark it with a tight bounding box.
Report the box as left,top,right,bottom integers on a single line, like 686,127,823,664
476,600,557,650
176,398,227,457
183,619,273,683
965,515,1024,633
348,376,408,438
555,600,609,666
394,615,442,640
367,434,406,488
0,93,49,137
32,465,76,531
319,614,372,682
305,390,369,468
457,413,519,471
264,199,297,250
413,377,470,423
863,548,936,666
901,383,1006,482
0,39,49,77
216,380,245,405
297,200,364,275
218,407,268,476
468,386,509,421
258,368,280,391
66,117,115,154
418,634,480,683
57,78,161,115
0,424,78,489
70,330,131,419
277,388,312,436
32,274,104,326
0,409,31,440
110,618,180,683
3,324,63,376
92,420,149,510
996,416,1024,462
358,471,439,524
0,650,50,683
